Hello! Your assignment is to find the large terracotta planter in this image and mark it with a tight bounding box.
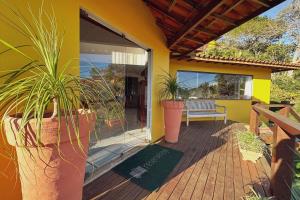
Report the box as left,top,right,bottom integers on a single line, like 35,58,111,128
4,111,95,200
162,100,184,143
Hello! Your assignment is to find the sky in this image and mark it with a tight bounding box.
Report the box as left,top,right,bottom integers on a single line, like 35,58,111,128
260,0,292,18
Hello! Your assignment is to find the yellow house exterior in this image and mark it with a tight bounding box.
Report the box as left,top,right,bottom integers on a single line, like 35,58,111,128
0,1,294,199
170,60,271,123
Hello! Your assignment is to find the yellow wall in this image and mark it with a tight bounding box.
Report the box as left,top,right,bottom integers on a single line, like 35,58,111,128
79,0,170,142
170,60,271,123
0,1,274,198
0,0,169,199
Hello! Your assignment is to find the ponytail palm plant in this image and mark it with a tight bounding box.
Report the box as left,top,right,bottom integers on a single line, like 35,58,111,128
159,71,181,101
0,4,122,151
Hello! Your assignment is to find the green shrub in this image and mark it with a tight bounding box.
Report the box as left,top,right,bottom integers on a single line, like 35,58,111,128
237,131,265,153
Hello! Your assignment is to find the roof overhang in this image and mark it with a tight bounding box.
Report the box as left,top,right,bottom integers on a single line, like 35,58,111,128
172,55,300,72
144,0,285,57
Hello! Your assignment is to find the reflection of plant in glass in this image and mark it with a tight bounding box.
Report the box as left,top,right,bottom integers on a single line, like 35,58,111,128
199,82,210,98
215,74,237,97
0,4,122,153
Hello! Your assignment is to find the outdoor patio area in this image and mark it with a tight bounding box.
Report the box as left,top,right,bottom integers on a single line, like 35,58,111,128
83,121,271,200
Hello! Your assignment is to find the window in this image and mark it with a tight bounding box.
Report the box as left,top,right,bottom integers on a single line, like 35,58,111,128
177,71,252,100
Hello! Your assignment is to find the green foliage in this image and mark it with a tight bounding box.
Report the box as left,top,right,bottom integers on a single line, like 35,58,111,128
159,72,181,101
0,3,122,151
200,16,296,62
236,131,265,154
271,72,300,103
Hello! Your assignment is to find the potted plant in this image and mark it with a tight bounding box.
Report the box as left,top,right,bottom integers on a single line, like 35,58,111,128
236,131,265,163
104,103,124,128
159,72,184,143
0,5,121,200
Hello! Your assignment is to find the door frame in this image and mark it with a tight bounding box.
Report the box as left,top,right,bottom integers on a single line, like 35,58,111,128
80,8,153,142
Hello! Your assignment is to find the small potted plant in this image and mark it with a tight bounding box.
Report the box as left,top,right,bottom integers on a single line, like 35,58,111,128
0,4,121,200
237,131,265,163
159,72,184,143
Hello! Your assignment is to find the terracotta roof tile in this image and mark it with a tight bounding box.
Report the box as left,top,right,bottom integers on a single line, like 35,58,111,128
173,54,300,72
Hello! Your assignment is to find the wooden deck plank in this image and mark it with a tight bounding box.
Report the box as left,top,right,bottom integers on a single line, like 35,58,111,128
212,125,229,200
255,158,271,197
145,126,199,200
232,133,245,199
157,123,217,200
239,149,253,195
247,160,266,197
179,123,223,200
201,146,222,199
83,121,272,200
167,124,215,200
223,127,235,200
190,123,224,200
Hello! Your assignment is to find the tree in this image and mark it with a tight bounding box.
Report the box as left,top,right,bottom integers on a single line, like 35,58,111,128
199,16,295,62
277,0,300,62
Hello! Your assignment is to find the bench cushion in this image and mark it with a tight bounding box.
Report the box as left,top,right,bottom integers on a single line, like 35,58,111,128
185,100,216,111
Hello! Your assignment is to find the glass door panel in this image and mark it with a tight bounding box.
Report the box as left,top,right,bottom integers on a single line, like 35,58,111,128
80,14,150,182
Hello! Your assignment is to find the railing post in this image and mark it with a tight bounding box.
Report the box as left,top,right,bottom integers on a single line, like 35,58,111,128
250,106,259,135
279,106,290,117
270,125,296,200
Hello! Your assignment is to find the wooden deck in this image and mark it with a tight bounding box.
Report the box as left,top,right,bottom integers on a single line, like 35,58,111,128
83,121,271,200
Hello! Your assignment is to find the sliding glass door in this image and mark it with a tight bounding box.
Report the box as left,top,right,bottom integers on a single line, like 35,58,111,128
80,12,150,182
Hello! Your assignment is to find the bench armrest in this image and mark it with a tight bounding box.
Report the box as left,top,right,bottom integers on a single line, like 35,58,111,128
215,104,227,113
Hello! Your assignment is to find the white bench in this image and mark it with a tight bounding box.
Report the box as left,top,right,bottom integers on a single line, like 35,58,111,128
185,100,227,126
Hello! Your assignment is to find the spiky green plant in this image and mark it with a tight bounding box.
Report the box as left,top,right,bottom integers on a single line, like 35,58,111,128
0,3,123,152
159,71,181,101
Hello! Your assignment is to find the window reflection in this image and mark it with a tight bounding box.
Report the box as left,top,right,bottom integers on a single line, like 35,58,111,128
177,71,252,100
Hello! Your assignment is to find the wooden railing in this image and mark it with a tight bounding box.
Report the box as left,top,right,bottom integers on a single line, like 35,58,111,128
250,104,300,199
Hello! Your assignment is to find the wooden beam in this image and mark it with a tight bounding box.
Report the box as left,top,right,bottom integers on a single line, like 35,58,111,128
225,0,245,13
182,0,198,8
156,20,177,34
184,36,204,44
180,0,285,57
195,27,218,37
206,0,245,28
168,0,177,12
250,0,271,7
211,13,237,26
168,0,224,48
143,0,182,25
177,0,243,57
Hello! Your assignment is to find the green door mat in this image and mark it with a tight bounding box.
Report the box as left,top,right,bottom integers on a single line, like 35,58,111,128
113,144,183,191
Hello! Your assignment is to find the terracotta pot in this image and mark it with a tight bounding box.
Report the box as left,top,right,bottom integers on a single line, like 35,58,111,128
4,111,96,200
104,119,124,127
162,100,184,143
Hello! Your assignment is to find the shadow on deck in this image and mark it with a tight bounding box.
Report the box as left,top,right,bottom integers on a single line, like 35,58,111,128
83,121,271,200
